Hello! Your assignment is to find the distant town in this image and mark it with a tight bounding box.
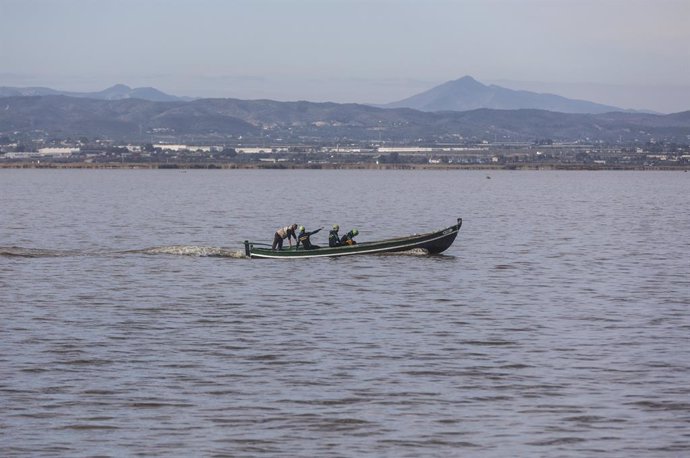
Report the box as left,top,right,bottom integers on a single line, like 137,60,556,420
2,79,689,169
1,137,688,170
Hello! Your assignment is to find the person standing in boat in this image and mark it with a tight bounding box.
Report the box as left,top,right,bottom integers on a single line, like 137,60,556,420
296,226,323,250
329,224,342,247
272,223,298,250
340,229,359,245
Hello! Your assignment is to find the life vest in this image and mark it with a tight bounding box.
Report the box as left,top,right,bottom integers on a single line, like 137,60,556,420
329,230,341,247
298,233,314,249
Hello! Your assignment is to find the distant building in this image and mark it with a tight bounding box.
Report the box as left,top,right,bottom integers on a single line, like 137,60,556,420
379,147,434,153
38,147,79,157
153,144,215,152
236,147,288,154
3,152,42,159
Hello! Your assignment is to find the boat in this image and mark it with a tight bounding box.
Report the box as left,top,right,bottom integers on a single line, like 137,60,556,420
244,218,462,259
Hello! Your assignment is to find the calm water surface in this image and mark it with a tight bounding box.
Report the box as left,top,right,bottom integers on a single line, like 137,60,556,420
1,169,689,457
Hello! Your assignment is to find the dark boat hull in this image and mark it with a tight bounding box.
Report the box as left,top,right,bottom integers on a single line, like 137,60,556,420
245,218,462,259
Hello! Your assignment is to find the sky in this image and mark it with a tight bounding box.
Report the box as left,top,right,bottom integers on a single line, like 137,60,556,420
1,0,689,113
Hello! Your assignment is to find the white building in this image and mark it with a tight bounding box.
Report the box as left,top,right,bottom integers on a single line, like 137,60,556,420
153,144,214,152
3,152,42,159
38,147,79,157
236,147,288,154
378,147,434,153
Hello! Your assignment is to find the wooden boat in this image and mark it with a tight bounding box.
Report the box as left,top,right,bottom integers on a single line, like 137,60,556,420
244,218,462,259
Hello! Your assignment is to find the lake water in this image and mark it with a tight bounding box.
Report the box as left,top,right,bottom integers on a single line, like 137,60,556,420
1,169,689,457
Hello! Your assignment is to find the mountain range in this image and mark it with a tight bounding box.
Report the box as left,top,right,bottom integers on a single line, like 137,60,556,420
0,84,191,102
1,76,631,113
1,76,687,143
384,76,626,114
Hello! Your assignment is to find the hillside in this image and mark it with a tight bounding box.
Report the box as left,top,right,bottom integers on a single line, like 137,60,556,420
1,95,688,143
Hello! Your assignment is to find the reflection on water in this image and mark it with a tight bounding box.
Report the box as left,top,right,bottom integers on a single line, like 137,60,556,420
1,169,689,456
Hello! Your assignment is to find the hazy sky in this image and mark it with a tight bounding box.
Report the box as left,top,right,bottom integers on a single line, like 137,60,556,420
2,0,689,112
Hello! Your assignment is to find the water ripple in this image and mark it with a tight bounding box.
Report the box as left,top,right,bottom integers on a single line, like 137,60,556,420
2,169,689,457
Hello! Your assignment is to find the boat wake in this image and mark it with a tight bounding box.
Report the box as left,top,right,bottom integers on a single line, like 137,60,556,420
0,246,82,258
1,245,246,259
132,245,246,258
379,248,430,256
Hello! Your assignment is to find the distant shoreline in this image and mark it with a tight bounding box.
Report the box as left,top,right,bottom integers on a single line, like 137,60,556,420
0,162,687,171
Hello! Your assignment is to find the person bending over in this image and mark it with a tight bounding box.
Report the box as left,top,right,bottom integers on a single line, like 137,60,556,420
272,223,298,250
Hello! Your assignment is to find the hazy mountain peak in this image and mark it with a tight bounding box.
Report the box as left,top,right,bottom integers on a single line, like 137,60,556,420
107,83,132,91
385,75,623,114
454,75,483,86
0,84,190,102
99,84,135,99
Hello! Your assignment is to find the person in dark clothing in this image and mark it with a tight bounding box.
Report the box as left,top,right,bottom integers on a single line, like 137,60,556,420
272,223,298,250
296,226,323,250
328,224,342,247
340,229,359,245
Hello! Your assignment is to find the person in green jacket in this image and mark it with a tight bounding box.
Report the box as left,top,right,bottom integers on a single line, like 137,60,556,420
340,228,359,245
328,224,341,247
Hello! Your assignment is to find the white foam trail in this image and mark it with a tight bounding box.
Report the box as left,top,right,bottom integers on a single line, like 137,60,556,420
379,248,430,256
140,245,246,258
